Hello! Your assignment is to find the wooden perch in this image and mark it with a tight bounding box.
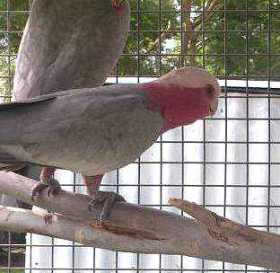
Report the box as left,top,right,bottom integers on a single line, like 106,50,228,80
0,172,279,271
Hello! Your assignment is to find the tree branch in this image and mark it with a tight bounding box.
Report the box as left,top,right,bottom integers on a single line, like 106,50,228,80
180,0,194,66
146,21,175,53
0,171,279,271
194,0,223,28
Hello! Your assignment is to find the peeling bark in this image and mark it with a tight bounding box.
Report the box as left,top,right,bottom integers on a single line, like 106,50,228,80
0,172,279,271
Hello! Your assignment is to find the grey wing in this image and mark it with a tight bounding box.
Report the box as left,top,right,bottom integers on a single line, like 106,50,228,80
20,89,156,143
11,90,163,174
48,92,164,174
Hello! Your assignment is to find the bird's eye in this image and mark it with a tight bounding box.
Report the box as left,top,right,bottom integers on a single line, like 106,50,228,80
206,84,215,99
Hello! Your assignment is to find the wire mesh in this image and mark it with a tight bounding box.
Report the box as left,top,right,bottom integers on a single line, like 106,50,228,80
0,0,280,272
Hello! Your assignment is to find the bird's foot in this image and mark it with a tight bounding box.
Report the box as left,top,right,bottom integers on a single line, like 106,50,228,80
88,191,126,225
31,177,61,201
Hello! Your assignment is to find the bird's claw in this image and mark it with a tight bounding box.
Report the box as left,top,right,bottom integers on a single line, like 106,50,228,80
43,213,54,225
88,191,125,224
31,177,61,201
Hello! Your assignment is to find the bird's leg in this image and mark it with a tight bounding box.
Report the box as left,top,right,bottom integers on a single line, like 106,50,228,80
31,167,61,200
83,175,126,223
83,174,103,197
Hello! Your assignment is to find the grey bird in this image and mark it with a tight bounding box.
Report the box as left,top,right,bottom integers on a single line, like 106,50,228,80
11,0,130,199
0,67,220,220
14,0,130,100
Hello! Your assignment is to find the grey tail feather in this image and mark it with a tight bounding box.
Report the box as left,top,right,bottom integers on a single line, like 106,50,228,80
0,163,26,172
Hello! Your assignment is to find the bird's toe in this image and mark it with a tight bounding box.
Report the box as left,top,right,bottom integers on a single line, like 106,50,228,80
88,191,126,223
31,178,61,201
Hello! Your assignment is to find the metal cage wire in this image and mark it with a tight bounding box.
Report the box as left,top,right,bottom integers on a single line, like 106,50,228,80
0,0,280,272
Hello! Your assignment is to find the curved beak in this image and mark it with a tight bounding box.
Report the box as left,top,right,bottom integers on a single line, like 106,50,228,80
208,98,219,116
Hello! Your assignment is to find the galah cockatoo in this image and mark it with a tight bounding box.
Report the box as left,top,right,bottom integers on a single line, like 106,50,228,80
14,0,130,100
0,67,220,220
11,0,130,197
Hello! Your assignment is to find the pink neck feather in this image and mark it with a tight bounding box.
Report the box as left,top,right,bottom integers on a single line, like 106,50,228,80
112,1,126,15
142,82,209,133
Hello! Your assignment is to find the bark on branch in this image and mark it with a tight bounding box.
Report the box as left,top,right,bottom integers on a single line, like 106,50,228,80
0,171,279,271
